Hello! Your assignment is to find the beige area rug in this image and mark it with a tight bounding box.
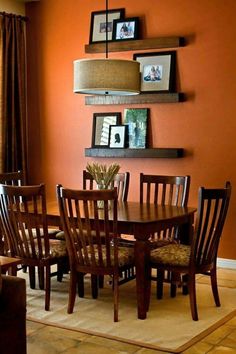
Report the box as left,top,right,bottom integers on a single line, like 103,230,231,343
22,270,236,353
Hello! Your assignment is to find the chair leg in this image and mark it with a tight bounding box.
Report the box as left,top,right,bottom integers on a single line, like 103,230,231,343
188,274,198,321
145,266,151,312
45,265,51,311
29,266,36,289
182,274,189,295
113,274,119,322
99,275,104,288
38,266,44,290
78,272,84,298
91,275,98,299
157,269,164,299
57,261,64,282
210,267,220,307
68,270,77,314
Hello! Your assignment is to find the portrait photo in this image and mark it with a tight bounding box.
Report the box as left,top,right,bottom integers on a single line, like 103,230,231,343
133,51,176,92
109,125,127,148
112,17,139,41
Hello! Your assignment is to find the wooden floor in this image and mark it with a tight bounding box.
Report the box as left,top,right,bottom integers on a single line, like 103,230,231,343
26,268,236,354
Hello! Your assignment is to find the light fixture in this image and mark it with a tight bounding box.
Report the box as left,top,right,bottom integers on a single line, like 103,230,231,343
73,1,140,96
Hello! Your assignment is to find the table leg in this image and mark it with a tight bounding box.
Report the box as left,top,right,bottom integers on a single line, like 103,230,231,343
134,239,150,320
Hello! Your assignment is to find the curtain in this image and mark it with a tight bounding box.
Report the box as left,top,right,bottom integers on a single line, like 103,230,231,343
0,13,27,179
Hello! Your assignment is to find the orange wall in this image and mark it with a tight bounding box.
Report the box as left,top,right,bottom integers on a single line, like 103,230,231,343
26,0,236,260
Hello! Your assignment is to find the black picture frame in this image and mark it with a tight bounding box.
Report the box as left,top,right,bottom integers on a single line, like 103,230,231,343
124,108,149,149
133,51,176,93
89,8,125,44
109,125,128,148
112,17,139,41
91,112,121,148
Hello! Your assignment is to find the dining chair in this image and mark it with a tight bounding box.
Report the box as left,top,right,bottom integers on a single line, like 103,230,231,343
56,185,135,322
0,183,68,311
83,170,133,283
149,181,231,320
0,171,25,256
83,170,130,201
140,173,191,298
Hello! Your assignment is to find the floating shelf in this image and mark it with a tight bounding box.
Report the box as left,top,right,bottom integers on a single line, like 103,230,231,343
85,37,184,53
85,93,183,105
85,148,184,158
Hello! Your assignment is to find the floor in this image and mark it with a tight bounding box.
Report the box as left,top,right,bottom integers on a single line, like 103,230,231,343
26,268,236,354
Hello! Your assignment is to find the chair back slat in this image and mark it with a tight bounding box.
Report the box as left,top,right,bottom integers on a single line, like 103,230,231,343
191,182,231,268
140,174,190,207
0,171,25,186
140,174,191,242
57,185,118,273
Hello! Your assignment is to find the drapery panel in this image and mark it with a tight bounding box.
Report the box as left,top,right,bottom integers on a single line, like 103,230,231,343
0,13,27,179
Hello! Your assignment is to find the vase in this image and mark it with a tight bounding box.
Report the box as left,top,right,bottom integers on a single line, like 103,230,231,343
96,181,111,209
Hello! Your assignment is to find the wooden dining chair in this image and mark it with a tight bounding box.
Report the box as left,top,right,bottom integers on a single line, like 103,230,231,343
83,170,130,201
140,173,191,298
149,181,231,320
56,185,135,322
0,183,68,311
0,171,25,256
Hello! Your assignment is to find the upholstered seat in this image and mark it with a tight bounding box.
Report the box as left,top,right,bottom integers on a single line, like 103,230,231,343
151,244,190,267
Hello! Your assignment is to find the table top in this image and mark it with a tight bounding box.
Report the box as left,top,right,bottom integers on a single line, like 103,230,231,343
47,200,196,223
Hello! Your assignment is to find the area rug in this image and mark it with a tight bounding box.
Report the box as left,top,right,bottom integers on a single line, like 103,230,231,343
22,271,236,353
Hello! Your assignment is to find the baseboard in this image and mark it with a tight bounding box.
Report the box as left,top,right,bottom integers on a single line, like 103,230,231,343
217,258,236,269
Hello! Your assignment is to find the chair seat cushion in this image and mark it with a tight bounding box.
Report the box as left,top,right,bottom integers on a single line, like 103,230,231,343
81,245,134,268
150,244,191,267
48,239,67,258
24,239,67,259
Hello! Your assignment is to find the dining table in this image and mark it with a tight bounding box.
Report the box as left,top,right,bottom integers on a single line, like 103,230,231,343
46,200,196,320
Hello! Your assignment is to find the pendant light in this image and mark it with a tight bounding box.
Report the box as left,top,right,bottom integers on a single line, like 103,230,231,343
73,1,140,96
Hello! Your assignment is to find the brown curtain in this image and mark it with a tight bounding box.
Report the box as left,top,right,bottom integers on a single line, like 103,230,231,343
0,13,27,179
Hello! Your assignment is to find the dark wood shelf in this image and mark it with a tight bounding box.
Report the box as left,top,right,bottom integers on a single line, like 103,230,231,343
85,148,184,158
85,37,184,53
85,93,183,105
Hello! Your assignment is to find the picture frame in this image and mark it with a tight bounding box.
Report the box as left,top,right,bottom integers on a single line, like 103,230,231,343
109,125,128,148
89,8,125,44
91,112,121,148
133,51,176,93
112,17,139,41
124,108,149,149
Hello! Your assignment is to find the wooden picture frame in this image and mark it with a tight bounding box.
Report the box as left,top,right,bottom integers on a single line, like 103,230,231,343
124,108,149,149
112,17,139,41
89,8,125,44
109,125,128,148
91,112,121,148
133,51,176,93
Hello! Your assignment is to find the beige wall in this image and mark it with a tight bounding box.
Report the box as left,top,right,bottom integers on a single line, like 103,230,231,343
26,0,236,260
0,0,25,15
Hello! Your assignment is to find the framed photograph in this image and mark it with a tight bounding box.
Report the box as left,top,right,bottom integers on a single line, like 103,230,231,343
133,51,176,93
89,8,125,44
124,108,149,149
109,125,128,148
92,112,121,148
112,17,139,41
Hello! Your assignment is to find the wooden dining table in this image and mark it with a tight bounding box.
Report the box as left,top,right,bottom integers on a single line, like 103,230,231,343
46,200,196,319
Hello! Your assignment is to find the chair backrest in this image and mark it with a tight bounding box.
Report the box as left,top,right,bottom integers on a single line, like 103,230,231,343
83,170,130,202
0,171,24,186
0,184,50,260
56,185,118,274
140,173,190,207
191,181,231,268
